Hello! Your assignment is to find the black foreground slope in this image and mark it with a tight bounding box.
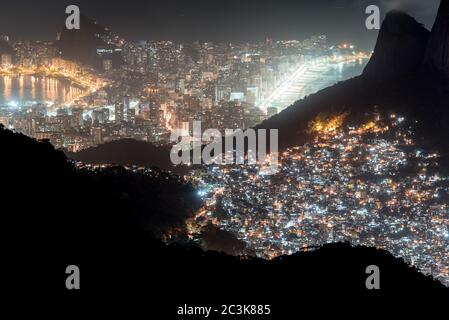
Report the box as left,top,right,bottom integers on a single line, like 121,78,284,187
1,125,447,316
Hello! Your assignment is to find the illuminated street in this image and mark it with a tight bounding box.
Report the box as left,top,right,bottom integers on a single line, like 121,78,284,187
258,53,369,112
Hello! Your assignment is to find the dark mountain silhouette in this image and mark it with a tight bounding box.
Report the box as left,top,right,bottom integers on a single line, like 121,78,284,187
200,224,248,256
55,15,122,70
424,0,449,76
65,139,187,174
0,125,200,240
1,124,447,315
257,1,449,156
363,10,430,78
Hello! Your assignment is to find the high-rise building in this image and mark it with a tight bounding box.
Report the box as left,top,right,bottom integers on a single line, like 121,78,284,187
123,95,131,122
127,108,136,123
103,59,113,72
92,109,109,124
115,103,124,122
1,54,12,68
92,127,103,144
175,78,185,94
71,108,84,127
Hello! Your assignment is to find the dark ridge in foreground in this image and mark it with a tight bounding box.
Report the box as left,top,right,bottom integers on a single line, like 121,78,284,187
1,125,447,311
65,138,187,174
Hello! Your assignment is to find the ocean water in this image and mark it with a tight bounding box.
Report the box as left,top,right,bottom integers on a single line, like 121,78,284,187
0,75,86,106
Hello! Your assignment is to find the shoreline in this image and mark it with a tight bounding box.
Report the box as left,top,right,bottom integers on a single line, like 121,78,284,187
0,70,89,90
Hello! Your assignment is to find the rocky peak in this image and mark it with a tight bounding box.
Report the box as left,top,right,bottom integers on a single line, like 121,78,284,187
424,0,449,75
363,10,430,78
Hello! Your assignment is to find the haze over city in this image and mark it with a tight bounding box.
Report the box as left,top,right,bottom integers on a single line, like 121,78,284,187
0,0,442,49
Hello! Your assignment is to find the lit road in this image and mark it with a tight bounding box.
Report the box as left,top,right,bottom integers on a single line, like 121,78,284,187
258,54,369,112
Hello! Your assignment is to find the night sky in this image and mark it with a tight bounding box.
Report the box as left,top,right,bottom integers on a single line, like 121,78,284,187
0,0,441,50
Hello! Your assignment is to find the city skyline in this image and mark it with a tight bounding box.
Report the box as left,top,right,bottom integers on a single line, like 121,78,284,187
1,28,369,152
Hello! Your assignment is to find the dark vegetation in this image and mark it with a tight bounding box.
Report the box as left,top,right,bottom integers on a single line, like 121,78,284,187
1,124,447,312
66,138,187,175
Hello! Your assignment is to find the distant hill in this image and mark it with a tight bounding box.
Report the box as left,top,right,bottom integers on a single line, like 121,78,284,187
65,139,187,174
55,15,123,69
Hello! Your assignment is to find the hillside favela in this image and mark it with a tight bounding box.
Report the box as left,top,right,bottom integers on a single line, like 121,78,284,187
1,0,448,315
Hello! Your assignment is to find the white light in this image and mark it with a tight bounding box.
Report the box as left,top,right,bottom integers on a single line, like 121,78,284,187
8,101,18,108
